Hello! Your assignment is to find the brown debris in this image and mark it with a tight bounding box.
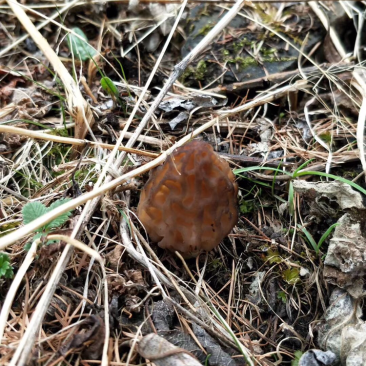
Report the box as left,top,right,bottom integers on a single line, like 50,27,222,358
59,315,105,360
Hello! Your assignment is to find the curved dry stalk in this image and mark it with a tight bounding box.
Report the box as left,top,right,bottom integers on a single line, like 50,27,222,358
309,1,366,177
0,103,16,119
0,79,305,364
115,0,246,169
0,240,38,344
0,3,310,363
218,80,308,116
0,125,158,158
132,224,197,313
0,0,80,57
0,80,307,250
6,0,94,142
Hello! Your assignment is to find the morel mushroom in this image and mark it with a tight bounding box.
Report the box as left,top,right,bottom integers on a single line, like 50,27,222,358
137,140,238,256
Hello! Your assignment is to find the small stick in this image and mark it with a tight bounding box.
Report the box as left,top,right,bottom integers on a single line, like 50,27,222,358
0,81,307,250
0,125,158,158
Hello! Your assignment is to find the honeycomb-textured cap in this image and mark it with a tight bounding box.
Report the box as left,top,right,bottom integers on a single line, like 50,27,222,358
137,140,238,255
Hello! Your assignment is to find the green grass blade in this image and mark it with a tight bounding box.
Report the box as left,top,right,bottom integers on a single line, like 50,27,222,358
295,171,366,196
288,181,294,216
317,223,339,250
293,159,314,176
234,166,291,176
298,224,318,254
208,304,254,366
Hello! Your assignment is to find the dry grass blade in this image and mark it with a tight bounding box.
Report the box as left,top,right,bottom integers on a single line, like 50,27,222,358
8,235,109,366
0,240,38,344
0,125,158,158
2,1,359,364
0,0,80,58
114,0,246,170
309,1,366,177
6,0,94,142
0,80,304,250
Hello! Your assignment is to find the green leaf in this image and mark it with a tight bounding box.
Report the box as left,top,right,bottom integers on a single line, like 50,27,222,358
22,201,47,224
234,166,291,176
277,291,287,304
67,27,97,61
24,242,32,251
46,198,72,212
46,239,59,245
101,77,119,98
205,354,211,366
0,252,13,279
265,248,282,264
32,232,44,242
120,210,132,233
293,159,314,176
46,213,71,229
45,198,73,229
282,267,300,285
5,268,14,279
291,350,303,366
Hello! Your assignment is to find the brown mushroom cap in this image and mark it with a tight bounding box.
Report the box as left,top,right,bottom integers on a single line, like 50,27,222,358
137,140,238,255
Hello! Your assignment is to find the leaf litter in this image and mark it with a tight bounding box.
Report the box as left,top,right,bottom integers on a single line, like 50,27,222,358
1,1,366,366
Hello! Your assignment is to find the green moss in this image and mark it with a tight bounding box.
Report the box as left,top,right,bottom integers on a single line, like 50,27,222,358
195,22,214,38
264,56,297,63
195,60,207,80
239,199,255,214
342,170,358,179
227,56,257,69
319,132,332,144
48,128,69,138
226,54,297,70
180,67,193,83
179,60,208,83
261,47,276,56
197,4,211,17
232,39,245,53
290,35,305,45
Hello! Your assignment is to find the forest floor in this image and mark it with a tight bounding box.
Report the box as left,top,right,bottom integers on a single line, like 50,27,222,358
0,1,366,366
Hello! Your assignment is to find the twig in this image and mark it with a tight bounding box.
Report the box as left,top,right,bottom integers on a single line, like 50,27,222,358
0,183,29,202
309,1,366,177
0,125,158,158
115,0,246,169
0,240,38,344
9,235,109,366
6,0,94,141
0,80,307,250
0,0,79,57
